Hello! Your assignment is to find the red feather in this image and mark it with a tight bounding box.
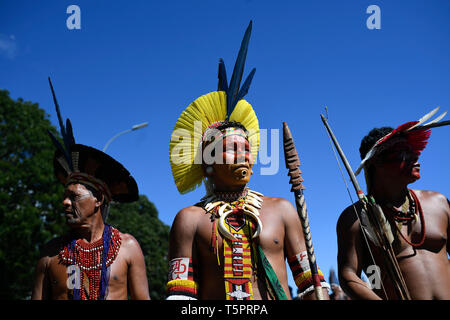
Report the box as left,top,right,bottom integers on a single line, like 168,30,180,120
375,120,430,156
407,128,431,156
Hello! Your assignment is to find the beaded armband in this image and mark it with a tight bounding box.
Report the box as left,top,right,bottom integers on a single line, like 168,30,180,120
166,257,198,300
288,251,330,298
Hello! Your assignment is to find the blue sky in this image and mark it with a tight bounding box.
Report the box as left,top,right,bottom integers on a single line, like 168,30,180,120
1,0,449,293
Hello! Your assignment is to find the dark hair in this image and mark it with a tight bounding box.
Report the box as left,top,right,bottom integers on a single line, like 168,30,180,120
214,120,248,136
82,183,110,222
359,126,393,160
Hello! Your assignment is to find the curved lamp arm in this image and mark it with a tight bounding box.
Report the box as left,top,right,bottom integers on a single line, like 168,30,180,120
102,122,148,152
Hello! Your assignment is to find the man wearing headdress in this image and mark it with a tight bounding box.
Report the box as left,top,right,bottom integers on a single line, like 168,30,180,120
31,79,150,300
167,22,330,300
336,112,450,299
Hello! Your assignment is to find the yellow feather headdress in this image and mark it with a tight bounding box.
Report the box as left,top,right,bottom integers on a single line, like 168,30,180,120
169,22,260,194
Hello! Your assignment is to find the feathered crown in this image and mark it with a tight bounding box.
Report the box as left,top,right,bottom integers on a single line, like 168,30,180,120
355,106,448,175
47,77,139,203
169,21,260,194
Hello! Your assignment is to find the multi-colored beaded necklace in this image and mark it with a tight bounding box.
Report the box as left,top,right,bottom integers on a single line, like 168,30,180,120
383,189,426,248
201,188,263,300
59,224,121,300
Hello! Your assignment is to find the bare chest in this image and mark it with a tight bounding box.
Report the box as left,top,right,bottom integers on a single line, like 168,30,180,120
391,204,447,255
196,209,285,258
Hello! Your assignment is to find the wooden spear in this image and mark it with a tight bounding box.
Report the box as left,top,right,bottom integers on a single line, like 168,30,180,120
282,122,324,300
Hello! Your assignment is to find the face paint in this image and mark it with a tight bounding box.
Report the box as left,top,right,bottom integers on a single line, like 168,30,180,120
211,133,254,190
63,184,97,225
376,141,421,183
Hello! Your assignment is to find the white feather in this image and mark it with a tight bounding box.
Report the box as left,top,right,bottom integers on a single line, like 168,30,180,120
421,110,447,127
407,106,440,131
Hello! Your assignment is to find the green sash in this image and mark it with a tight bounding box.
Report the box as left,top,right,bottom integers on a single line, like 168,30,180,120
257,245,288,300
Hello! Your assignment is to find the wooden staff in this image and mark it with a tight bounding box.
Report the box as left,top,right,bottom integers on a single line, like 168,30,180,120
282,122,324,300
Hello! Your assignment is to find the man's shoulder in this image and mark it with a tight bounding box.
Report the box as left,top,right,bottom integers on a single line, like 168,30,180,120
337,201,363,231
40,236,66,258
170,205,206,234
34,236,66,271
410,189,450,215
410,189,447,201
112,230,146,264
260,195,293,208
339,201,363,215
179,204,206,214
259,196,299,224
175,205,206,221
118,231,140,248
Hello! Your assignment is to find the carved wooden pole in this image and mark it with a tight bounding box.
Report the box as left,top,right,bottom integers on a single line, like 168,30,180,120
283,122,324,300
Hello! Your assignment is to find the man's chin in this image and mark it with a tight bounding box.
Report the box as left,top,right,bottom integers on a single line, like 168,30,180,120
234,174,251,185
219,178,250,191
406,173,420,184
65,217,81,226
401,166,420,184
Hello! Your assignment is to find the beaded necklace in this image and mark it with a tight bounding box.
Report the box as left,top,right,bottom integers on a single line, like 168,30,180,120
383,190,426,248
385,191,418,222
212,188,249,202
201,188,263,300
59,225,121,300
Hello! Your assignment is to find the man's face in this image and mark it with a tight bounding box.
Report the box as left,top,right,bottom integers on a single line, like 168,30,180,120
62,183,99,226
374,141,421,184
209,131,254,190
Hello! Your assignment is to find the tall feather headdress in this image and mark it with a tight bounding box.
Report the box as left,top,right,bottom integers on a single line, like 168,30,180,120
169,21,260,194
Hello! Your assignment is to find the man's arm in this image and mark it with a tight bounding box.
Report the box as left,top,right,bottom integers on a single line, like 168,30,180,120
281,198,330,300
31,255,50,300
30,239,58,300
122,234,150,300
168,207,199,260
336,205,381,300
166,207,201,299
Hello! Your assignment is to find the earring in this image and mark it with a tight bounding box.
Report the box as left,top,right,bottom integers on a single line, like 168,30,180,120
206,166,214,175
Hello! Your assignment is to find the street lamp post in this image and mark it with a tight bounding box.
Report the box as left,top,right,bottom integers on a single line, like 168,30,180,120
102,122,148,152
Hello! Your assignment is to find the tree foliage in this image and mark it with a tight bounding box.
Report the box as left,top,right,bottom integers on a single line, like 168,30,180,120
0,90,170,300
0,90,66,299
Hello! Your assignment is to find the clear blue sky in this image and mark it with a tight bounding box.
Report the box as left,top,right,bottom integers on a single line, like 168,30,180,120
1,0,449,293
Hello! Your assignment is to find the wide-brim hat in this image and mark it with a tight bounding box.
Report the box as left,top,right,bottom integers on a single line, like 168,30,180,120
54,144,138,202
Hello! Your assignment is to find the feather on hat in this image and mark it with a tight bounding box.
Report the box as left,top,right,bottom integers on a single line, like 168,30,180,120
48,77,138,202
355,107,448,175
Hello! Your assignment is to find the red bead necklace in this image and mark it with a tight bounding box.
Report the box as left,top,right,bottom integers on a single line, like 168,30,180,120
59,226,121,299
